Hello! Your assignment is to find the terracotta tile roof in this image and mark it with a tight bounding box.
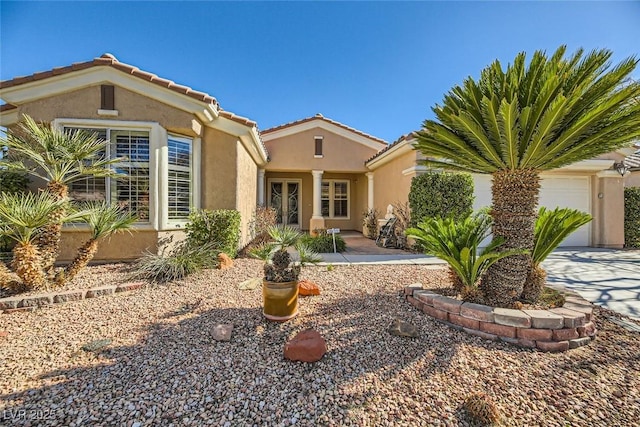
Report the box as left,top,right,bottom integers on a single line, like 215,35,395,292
0,53,219,107
261,113,388,145
365,132,417,164
218,110,257,127
0,103,17,112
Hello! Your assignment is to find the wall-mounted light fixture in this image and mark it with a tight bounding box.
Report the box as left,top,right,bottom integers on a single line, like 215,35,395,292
613,161,629,177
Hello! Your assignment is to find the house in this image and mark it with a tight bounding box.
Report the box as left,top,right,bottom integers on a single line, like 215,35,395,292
0,54,635,261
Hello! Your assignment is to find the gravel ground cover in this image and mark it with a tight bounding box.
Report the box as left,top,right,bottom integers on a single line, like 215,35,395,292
1,259,639,426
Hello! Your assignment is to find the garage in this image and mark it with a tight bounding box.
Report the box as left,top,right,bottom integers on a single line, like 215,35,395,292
472,174,591,247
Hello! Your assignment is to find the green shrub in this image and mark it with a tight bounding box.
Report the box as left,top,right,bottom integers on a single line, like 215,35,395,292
0,170,30,194
625,187,640,248
301,231,346,253
134,241,219,283
408,172,474,226
185,209,241,257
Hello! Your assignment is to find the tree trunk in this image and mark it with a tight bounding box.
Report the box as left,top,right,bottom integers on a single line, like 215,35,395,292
39,181,68,273
11,242,47,290
64,240,99,283
480,169,540,307
522,264,547,302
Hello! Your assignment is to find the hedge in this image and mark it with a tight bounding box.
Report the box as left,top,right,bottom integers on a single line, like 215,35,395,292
408,172,474,226
625,187,640,248
0,170,29,194
301,232,346,253
185,209,242,257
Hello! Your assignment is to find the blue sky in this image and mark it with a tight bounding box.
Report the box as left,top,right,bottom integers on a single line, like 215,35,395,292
1,1,639,143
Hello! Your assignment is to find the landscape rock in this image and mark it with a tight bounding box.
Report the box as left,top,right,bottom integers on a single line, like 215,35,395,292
298,280,320,296
238,278,261,290
284,329,326,362
211,324,234,342
387,318,419,337
218,253,234,269
81,339,112,352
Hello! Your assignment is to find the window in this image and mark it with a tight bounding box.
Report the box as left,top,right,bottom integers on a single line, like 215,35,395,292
101,85,115,110
67,127,150,222
314,136,323,157
321,180,349,219
168,135,192,220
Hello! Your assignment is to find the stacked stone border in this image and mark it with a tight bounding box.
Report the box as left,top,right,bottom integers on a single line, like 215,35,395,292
403,284,597,352
0,282,146,314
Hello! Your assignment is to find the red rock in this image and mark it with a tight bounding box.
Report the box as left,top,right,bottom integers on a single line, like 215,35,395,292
298,280,320,296
284,329,326,362
0,331,8,339
217,253,233,269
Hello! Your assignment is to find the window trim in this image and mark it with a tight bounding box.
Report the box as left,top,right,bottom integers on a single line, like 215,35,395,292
321,179,350,220
314,136,323,158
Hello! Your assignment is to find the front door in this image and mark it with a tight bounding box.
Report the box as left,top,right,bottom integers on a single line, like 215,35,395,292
268,180,301,227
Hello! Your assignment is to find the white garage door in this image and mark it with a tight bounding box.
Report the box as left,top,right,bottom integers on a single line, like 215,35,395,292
472,174,591,247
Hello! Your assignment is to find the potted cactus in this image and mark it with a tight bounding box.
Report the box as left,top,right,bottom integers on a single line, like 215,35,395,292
250,226,320,321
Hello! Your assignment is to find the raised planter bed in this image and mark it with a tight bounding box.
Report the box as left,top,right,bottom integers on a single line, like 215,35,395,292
0,282,146,314
403,284,596,352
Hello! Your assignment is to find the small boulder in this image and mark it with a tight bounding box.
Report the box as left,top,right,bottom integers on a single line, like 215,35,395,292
0,331,8,339
284,329,327,362
298,280,320,296
217,253,233,269
211,324,233,342
387,319,418,338
81,339,112,352
238,278,261,290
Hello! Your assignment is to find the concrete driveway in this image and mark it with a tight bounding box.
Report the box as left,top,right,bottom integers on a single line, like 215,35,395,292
543,248,640,320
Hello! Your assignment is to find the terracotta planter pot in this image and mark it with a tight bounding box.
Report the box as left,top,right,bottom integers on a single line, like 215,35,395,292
263,280,299,321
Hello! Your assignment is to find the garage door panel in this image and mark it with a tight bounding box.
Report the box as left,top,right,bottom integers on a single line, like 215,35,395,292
472,174,591,247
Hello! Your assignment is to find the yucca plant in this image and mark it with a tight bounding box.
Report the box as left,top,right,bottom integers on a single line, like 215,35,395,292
406,211,524,302
62,203,137,283
414,46,640,306
0,191,70,290
521,207,592,302
249,225,320,283
134,241,220,283
0,115,124,271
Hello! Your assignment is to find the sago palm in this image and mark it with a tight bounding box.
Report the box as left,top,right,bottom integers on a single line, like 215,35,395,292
406,212,523,302
414,46,640,306
522,207,592,302
0,191,69,290
63,203,136,283
0,115,123,271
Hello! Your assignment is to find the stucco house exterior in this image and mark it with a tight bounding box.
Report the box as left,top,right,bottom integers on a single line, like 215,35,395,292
0,54,635,261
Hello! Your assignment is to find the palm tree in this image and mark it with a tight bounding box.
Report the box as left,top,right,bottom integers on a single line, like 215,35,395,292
1,115,123,272
63,204,136,283
414,46,640,306
0,191,69,290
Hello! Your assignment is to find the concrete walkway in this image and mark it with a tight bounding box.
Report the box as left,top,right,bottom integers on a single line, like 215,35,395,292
318,232,640,319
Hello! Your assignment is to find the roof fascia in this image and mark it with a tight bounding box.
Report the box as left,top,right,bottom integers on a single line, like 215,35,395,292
262,119,386,151
366,139,415,170
211,116,268,166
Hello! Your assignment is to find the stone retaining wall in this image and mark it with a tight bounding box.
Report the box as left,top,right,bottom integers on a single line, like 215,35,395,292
404,284,596,352
0,282,145,314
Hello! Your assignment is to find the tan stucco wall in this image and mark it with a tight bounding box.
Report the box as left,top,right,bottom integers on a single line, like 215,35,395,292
16,85,199,136
58,229,160,262
201,127,238,210
236,141,258,247
264,127,380,172
369,150,418,218
592,174,626,248
624,171,640,188
264,171,364,231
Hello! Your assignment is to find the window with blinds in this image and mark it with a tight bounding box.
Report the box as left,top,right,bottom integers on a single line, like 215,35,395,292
168,135,192,220
65,127,150,222
320,180,349,219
